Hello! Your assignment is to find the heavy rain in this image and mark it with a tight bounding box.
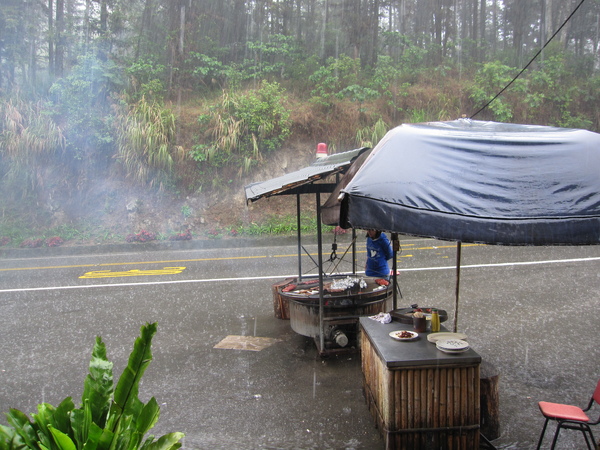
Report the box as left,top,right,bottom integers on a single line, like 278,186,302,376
1,238,599,448
1,1,600,450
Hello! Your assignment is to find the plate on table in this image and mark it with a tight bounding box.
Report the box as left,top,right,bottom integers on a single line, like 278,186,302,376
436,339,470,353
427,332,467,344
437,346,470,354
389,330,419,341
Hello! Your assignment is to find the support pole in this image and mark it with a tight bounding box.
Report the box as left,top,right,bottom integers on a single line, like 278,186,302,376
296,194,302,280
392,233,399,311
352,228,357,274
454,241,462,333
316,192,325,352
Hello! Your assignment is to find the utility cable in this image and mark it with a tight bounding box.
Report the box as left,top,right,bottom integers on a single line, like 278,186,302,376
470,0,587,119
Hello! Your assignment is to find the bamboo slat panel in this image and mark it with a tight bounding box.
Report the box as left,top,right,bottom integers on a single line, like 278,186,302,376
361,331,480,449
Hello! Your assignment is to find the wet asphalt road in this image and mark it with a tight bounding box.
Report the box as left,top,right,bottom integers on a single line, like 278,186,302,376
0,235,599,449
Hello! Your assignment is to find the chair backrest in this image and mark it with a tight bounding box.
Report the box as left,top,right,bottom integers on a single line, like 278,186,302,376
594,378,600,404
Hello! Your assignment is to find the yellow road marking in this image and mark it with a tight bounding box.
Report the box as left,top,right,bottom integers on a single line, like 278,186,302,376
0,255,266,272
80,267,186,279
0,243,483,273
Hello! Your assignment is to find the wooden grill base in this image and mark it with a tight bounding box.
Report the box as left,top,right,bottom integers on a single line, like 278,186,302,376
361,331,480,449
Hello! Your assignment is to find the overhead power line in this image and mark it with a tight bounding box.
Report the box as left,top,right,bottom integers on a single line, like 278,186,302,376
470,0,587,119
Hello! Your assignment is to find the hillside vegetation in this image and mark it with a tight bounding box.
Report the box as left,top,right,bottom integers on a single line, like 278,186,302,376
1,1,599,247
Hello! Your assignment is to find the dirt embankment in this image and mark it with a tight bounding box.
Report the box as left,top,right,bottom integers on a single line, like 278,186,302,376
37,139,323,246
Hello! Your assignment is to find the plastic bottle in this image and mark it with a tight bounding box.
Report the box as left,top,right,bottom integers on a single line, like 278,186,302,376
431,308,440,332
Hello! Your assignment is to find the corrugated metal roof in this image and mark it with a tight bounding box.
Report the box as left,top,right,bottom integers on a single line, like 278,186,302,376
244,147,368,203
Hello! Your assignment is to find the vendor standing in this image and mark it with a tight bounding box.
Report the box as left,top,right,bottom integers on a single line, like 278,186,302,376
365,229,393,279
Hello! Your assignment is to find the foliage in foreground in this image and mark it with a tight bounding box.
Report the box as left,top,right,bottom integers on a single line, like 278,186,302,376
0,323,184,450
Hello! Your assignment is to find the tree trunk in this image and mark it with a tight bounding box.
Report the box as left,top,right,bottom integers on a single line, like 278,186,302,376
320,0,327,59
479,0,486,61
55,0,64,78
48,0,54,76
492,0,498,54
471,0,478,61
135,0,153,61
98,0,108,61
167,0,185,93
369,0,379,67
434,0,443,64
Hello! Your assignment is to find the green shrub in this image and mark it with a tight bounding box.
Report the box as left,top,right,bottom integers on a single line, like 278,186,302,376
309,55,362,107
469,61,523,122
116,97,184,189
48,54,121,163
198,81,291,174
125,58,167,101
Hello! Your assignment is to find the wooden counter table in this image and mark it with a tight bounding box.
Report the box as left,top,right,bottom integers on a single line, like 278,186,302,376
359,317,481,449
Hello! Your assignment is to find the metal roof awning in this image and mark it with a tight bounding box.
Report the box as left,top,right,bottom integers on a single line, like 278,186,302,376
244,147,368,203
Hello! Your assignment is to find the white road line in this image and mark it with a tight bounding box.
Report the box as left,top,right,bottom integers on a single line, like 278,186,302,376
1,256,598,294
400,256,600,271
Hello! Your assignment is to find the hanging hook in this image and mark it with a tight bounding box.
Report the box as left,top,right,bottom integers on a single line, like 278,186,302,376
328,242,338,262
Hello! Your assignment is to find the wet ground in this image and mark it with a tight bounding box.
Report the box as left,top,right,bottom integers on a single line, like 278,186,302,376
0,236,598,449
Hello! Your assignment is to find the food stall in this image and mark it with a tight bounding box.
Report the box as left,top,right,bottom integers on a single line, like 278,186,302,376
244,147,396,355
334,119,600,448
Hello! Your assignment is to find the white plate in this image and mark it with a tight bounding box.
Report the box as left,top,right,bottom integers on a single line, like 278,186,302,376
427,332,467,343
436,339,469,351
389,330,419,341
437,346,470,354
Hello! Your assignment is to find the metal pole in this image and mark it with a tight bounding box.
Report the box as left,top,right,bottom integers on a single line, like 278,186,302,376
296,194,302,280
352,228,357,274
392,233,399,310
316,192,325,353
454,241,462,333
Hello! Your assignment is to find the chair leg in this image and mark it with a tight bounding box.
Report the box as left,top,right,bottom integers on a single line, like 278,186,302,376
572,423,594,450
550,422,595,450
536,418,550,450
550,422,562,450
581,424,595,450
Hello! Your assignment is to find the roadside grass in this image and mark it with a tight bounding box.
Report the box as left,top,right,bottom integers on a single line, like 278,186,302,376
0,214,334,248
0,220,125,248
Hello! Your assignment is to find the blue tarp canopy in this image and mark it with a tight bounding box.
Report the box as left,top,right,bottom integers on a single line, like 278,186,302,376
338,119,600,245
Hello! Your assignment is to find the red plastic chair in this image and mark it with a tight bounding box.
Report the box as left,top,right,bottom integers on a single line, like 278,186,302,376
536,378,600,449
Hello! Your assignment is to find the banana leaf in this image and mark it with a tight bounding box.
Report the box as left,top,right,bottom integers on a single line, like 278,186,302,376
128,398,160,450
140,433,184,450
81,423,103,450
70,401,91,449
82,338,113,427
1,323,183,450
30,404,56,450
47,426,76,450
0,424,28,450
6,409,39,450
106,323,156,445
32,398,75,449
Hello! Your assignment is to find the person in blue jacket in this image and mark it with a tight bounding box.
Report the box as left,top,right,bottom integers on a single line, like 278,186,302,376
365,229,393,279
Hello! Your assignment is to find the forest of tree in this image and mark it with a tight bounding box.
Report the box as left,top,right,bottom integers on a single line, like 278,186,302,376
3,1,600,91
1,0,600,242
